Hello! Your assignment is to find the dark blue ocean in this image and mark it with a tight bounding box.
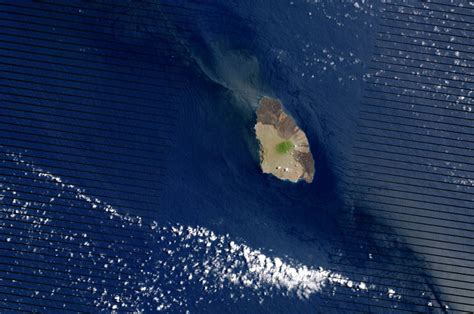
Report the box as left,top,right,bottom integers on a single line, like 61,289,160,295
0,1,448,313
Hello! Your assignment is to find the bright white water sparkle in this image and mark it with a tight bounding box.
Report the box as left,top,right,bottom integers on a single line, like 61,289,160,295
1,152,381,312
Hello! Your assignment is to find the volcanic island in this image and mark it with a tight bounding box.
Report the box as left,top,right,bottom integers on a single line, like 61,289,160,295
254,96,315,183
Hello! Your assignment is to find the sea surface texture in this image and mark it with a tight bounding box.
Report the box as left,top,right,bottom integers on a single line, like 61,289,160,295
0,1,472,313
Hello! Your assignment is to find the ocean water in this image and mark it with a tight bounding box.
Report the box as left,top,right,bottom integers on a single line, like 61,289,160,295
0,1,449,313
138,1,437,312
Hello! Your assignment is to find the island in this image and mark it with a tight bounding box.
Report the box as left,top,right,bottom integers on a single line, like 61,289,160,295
254,96,315,183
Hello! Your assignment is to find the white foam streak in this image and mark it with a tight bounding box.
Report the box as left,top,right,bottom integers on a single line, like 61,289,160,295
3,152,367,310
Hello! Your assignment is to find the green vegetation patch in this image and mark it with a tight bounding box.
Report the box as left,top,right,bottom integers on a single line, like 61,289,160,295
275,140,294,154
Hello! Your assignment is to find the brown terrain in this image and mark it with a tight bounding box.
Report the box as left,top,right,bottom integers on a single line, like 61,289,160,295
254,96,315,183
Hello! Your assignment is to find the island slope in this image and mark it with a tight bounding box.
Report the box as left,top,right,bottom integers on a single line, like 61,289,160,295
254,96,315,183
